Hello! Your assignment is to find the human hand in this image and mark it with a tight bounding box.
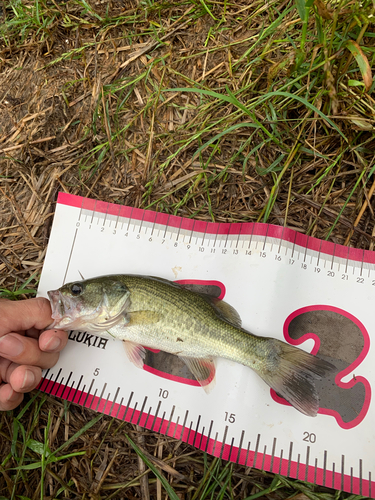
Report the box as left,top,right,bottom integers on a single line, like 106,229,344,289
0,297,68,411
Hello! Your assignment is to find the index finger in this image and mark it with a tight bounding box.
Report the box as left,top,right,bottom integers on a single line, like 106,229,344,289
0,297,53,337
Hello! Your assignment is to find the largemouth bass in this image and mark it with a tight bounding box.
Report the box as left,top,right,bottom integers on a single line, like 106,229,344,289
48,274,333,417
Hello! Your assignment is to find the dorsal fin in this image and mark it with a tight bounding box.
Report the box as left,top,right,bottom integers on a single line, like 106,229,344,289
146,276,222,298
145,276,242,327
209,298,242,328
175,282,242,327
175,282,222,298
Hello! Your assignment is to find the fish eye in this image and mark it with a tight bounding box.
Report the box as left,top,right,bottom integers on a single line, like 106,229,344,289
71,283,83,296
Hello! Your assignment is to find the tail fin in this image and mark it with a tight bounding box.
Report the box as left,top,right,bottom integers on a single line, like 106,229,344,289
255,340,334,417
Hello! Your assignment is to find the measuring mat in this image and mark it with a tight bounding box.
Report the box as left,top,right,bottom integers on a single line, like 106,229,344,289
37,192,374,496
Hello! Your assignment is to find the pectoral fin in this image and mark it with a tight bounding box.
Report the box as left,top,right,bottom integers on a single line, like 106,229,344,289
123,341,146,368
179,356,216,393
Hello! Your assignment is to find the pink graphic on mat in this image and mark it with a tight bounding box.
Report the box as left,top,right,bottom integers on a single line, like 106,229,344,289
271,305,371,429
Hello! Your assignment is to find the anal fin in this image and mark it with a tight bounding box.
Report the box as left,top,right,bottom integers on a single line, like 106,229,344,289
179,356,216,393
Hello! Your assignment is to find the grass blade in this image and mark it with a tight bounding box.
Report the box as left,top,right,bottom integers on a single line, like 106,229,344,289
126,434,180,500
165,88,348,141
346,40,372,91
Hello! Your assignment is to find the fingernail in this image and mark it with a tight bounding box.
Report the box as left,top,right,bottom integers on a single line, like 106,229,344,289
43,336,61,352
21,369,36,390
0,336,24,357
6,387,20,402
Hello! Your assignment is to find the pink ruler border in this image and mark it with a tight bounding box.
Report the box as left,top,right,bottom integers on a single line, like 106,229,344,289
37,376,374,497
57,192,373,264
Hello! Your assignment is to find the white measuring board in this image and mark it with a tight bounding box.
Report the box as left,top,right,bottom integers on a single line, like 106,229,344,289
37,192,374,497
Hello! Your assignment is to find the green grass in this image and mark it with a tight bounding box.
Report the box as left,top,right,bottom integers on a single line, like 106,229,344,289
2,0,371,230
0,274,37,300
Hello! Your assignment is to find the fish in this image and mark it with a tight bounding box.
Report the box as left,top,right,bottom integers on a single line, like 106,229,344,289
47,274,334,417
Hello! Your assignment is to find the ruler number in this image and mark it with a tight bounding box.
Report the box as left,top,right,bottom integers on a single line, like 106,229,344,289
289,258,294,265
315,267,320,273
303,431,316,443
224,412,236,423
327,271,335,277
260,251,266,258
159,388,169,399
356,277,364,284
275,254,281,261
301,263,307,270
93,368,100,376
342,274,348,280
76,222,80,227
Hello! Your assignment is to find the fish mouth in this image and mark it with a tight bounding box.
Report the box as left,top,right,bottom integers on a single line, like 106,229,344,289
47,289,63,328
47,289,81,330
47,285,131,333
